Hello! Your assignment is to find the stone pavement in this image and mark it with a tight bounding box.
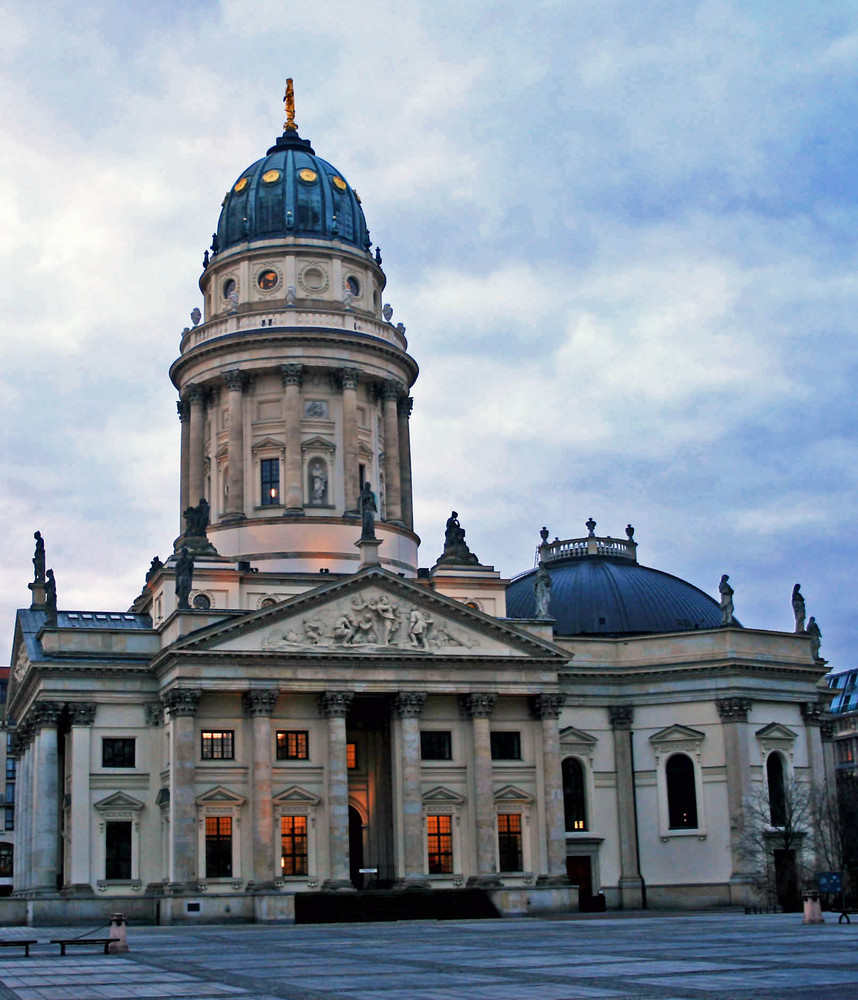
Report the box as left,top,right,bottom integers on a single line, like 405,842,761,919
0,911,855,1000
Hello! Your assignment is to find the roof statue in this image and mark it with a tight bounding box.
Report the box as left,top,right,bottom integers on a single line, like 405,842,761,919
807,616,822,659
45,568,57,623
719,574,734,625
359,482,377,540
792,583,806,633
534,562,552,619
175,547,194,610
33,531,45,584
435,511,480,567
146,556,164,585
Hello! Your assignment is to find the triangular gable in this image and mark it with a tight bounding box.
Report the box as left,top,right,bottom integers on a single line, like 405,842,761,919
755,723,798,742
165,567,569,662
251,436,285,452
272,785,321,806
650,724,706,745
559,726,598,754
195,785,246,807
94,791,145,812
301,435,335,452
423,785,466,805
494,784,534,804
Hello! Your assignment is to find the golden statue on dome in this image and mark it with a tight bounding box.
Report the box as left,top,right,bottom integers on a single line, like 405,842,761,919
283,78,297,132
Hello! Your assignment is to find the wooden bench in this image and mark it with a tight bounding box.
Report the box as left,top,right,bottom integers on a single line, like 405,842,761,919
50,938,114,956
0,940,38,957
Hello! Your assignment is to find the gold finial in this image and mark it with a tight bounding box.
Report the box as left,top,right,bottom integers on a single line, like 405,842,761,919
283,78,297,132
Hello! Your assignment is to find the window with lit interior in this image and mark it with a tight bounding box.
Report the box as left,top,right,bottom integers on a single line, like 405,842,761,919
280,816,308,876
562,757,588,831
427,815,453,874
201,731,234,760
276,731,309,760
261,458,280,505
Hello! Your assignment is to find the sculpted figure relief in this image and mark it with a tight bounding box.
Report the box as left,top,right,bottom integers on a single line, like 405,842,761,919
310,462,328,504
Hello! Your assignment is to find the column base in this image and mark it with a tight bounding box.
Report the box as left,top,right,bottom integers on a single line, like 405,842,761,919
321,878,356,892
618,876,645,909
60,883,95,897
467,875,505,889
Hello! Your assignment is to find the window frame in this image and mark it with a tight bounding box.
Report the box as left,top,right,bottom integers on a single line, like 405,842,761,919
102,737,136,769
276,730,309,761
490,730,522,761
497,813,524,872
426,814,454,874
420,730,453,761
650,728,706,839
260,457,281,507
201,730,235,761
280,815,309,876
562,756,589,832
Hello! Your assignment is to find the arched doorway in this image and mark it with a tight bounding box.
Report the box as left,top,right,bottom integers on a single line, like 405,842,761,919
348,806,365,888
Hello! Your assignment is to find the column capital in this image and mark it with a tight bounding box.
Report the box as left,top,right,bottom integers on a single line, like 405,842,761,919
162,688,202,718
31,700,63,729
243,689,280,717
394,692,426,718
530,693,566,720
144,703,165,727
609,704,633,729
318,691,353,718
398,395,414,417
185,383,205,405
223,369,245,392
177,399,189,422
382,379,406,401
68,702,97,727
281,363,304,387
461,692,497,718
820,720,835,742
800,701,824,724
339,367,360,390
716,697,752,721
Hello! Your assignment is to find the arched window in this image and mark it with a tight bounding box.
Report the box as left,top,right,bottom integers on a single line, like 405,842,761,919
767,752,787,826
666,753,698,829
562,757,587,831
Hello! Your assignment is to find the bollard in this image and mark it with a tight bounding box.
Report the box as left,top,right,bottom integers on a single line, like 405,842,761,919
108,912,130,953
802,892,824,925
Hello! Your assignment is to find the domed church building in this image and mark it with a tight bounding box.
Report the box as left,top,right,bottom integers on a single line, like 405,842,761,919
6,90,831,923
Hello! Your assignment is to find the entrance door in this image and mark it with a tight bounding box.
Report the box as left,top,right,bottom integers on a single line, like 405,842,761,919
349,806,365,889
773,849,801,912
567,855,598,911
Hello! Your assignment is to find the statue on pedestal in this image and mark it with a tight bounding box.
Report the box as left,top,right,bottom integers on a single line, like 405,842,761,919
45,568,57,619
791,583,806,633
435,510,480,566
184,498,210,538
175,547,194,610
359,482,377,540
33,531,45,584
719,574,734,625
534,563,552,619
807,616,822,659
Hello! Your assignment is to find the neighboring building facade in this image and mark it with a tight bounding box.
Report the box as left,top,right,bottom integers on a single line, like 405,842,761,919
6,100,831,920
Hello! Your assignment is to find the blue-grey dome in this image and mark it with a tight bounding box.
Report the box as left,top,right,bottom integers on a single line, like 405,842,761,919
507,552,732,637
215,130,370,253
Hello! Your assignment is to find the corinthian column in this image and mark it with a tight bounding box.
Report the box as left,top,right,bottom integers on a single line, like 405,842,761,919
177,400,190,532
531,694,569,882
319,692,354,889
281,364,304,514
187,385,206,513
394,692,427,886
397,395,414,531
163,688,202,889
243,689,279,887
610,705,643,908
30,701,63,893
341,368,360,516
381,381,403,524
223,370,246,520
462,692,499,885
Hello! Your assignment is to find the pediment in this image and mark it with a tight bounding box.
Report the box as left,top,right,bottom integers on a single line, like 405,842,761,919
559,726,598,753
755,723,798,743
94,791,145,813
195,785,246,806
650,724,706,746
494,784,534,804
301,435,335,452
272,785,321,806
423,785,466,805
251,436,285,452
173,568,568,661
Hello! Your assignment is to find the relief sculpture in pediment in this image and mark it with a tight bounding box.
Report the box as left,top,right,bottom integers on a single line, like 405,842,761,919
261,594,477,652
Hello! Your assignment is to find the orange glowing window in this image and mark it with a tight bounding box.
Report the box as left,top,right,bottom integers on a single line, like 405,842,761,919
427,814,453,874
280,815,308,876
347,743,357,769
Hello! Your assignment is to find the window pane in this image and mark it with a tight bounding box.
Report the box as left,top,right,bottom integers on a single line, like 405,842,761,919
767,753,786,826
281,815,308,876
490,732,521,760
666,753,698,829
427,814,453,874
205,816,232,877
201,731,235,760
261,459,280,506
498,813,523,871
562,758,587,831
421,731,452,761
0,845,12,877
276,731,309,760
347,743,357,769
102,738,135,768
105,821,132,880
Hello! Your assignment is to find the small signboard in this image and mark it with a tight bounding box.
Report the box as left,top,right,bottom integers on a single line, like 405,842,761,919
358,868,378,874
817,871,842,894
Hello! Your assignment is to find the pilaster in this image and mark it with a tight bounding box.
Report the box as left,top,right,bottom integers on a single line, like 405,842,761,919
341,368,360,516
65,702,97,894
186,385,206,511
30,701,63,894
397,395,414,531
163,688,201,890
610,704,644,908
716,696,754,897
381,380,404,524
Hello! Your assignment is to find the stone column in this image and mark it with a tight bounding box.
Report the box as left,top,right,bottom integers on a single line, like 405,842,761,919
13,727,32,892
394,692,427,886
281,364,304,514
178,400,191,532
716,697,754,896
66,702,97,893
462,693,499,885
187,385,206,511
341,368,360,516
381,380,404,524
21,727,35,892
223,370,246,520
163,688,201,890
610,705,644,908
244,689,279,887
397,395,414,531
30,701,63,894
319,692,354,889
532,694,569,882
801,701,826,786
820,720,836,791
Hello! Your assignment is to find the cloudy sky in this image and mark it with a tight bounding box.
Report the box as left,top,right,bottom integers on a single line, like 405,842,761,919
1,1,856,671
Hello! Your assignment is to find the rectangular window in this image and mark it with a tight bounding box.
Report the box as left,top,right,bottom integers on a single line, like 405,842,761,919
201,731,234,760
4,783,13,805
4,806,13,832
261,458,280,506
205,816,232,877
5,756,15,780
102,738,136,768
280,816,308,876
0,845,12,877
347,742,357,769
498,813,523,871
490,731,522,761
276,731,309,760
427,814,454,874
421,731,452,761
105,821,132,880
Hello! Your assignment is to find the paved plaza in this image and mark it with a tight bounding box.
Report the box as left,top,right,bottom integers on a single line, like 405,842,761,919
0,911,855,1000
